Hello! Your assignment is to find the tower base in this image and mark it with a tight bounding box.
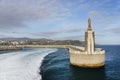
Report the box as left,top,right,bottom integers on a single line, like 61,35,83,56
70,62,104,68
69,51,105,68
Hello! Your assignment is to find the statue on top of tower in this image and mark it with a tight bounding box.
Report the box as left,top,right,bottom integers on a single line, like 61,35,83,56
88,18,92,30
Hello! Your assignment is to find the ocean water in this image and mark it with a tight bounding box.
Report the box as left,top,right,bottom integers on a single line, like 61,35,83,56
41,45,120,80
0,45,120,80
0,48,58,80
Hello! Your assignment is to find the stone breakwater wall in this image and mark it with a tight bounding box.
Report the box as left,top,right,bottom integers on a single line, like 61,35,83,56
69,50,105,68
0,46,22,51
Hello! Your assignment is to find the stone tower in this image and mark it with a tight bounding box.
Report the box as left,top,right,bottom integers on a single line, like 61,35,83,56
69,18,105,68
85,18,95,54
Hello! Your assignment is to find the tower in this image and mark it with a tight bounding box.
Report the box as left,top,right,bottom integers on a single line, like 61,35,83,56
85,18,95,54
69,18,105,68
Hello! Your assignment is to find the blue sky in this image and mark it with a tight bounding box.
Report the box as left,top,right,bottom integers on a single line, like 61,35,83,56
0,0,120,44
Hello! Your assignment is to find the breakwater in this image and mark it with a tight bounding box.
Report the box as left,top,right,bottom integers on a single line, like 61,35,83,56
0,46,22,51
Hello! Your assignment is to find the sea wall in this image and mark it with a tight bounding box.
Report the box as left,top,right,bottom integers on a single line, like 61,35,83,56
0,46,22,51
69,51,105,68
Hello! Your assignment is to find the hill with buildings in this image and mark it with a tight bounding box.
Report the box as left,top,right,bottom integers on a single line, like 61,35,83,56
0,37,84,46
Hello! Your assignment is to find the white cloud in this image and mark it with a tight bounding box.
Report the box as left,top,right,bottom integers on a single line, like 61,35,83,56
31,28,84,38
0,32,30,38
0,0,71,30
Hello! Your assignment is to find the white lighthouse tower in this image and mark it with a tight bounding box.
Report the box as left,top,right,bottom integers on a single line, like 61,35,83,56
85,18,95,54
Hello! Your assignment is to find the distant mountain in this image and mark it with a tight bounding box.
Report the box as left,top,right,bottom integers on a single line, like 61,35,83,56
0,37,55,41
0,37,51,41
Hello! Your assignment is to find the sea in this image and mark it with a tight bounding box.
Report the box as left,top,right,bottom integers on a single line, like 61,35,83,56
0,45,120,80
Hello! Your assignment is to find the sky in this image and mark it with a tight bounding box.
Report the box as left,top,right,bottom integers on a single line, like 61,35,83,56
0,0,120,45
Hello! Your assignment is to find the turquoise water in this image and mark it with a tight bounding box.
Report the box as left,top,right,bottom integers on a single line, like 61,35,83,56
41,45,120,80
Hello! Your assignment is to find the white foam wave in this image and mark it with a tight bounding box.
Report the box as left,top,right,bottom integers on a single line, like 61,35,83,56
0,48,58,80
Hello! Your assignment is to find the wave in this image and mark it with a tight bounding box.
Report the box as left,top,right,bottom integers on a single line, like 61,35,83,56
0,48,58,80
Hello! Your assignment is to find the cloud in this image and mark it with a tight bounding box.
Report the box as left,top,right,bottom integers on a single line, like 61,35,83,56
0,32,29,38
59,35,84,40
95,33,105,37
88,11,99,18
0,0,71,30
31,28,83,38
0,28,84,39
104,27,120,34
